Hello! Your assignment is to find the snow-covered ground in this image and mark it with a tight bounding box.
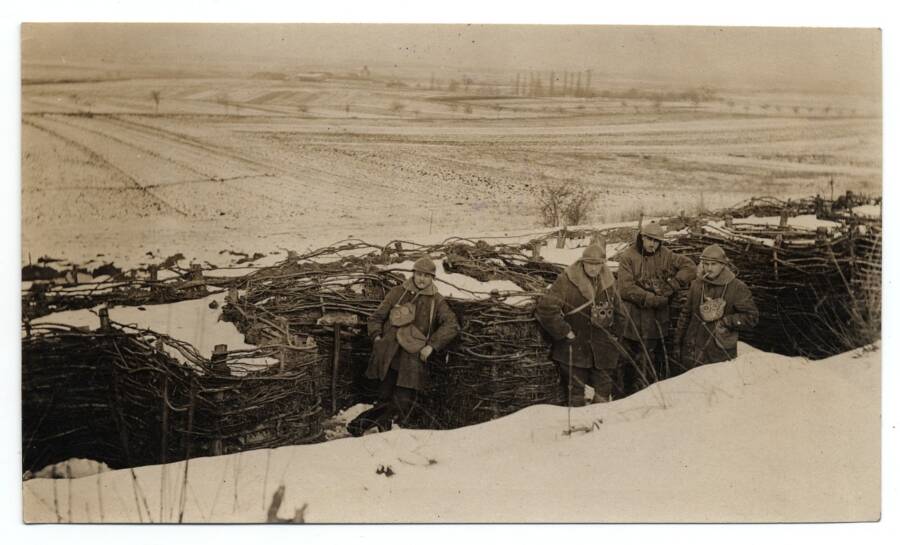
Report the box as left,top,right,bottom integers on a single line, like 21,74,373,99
22,344,880,523
30,293,277,369
853,204,882,218
731,214,842,230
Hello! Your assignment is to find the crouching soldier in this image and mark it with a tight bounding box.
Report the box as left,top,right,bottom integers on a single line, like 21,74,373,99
348,256,459,436
673,244,759,368
535,244,624,406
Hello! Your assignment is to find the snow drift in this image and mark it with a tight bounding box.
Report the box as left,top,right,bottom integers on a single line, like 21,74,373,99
22,344,880,523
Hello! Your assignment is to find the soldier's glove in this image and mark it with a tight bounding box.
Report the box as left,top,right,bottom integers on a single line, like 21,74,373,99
419,345,434,362
720,315,741,330
651,278,675,298
665,276,683,292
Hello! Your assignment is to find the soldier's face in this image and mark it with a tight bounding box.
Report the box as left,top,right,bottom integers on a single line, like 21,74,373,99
413,271,433,289
583,262,604,278
701,259,725,279
642,236,660,253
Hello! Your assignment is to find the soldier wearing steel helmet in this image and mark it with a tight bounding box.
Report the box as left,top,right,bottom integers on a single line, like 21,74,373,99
673,244,758,368
535,244,626,406
348,256,459,436
616,222,696,395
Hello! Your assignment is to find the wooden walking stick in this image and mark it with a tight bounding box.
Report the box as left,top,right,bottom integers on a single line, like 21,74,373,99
567,343,573,435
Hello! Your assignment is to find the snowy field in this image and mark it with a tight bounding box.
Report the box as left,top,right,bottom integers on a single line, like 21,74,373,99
21,68,881,270
22,343,880,523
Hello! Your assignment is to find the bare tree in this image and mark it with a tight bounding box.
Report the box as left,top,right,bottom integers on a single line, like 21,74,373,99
538,180,598,227
150,90,161,114
690,95,701,111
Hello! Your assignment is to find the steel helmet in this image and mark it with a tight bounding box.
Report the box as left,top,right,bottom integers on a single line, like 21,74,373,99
700,244,729,264
412,256,436,276
640,222,665,241
581,244,606,264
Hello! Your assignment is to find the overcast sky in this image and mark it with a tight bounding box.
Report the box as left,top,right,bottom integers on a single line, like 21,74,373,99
22,23,881,94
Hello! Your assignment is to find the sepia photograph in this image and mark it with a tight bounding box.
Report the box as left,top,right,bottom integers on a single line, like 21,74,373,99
13,4,889,532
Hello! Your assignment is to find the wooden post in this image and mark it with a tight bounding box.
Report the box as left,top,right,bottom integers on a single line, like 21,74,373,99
779,210,789,228
531,241,541,259
816,227,828,243
556,227,567,249
724,215,733,228
98,307,110,330
212,344,228,371
190,264,203,281
331,323,341,415
773,234,782,281
160,374,169,464
278,317,290,372
149,265,158,282
227,286,239,304
211,345,228,456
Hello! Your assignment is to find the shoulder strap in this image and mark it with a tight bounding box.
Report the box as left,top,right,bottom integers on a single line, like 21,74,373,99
566,300,592,316
394,289,408,307
426,296,436,339
721,280,731,299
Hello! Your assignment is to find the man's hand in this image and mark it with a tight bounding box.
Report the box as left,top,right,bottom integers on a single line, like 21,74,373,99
419,345,434,362
720,315,740,329
565,331,576,341
373,334,382,343
651,278,674,298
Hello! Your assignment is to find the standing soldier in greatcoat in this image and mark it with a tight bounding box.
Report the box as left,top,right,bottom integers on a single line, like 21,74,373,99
616,222,696,395
535,244,625,406
348,256,459,436
673,244,759,368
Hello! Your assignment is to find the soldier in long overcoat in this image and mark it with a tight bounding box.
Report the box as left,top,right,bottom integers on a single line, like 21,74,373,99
535,244,625,406
674,244,759,368
616,222,696,395
348,256,459,436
